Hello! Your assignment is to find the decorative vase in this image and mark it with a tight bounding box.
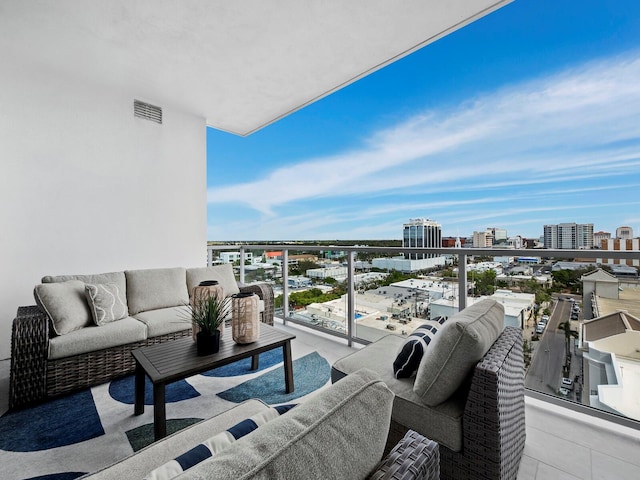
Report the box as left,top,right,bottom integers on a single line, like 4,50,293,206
196,329,220,356
231,292,260,344
191,280,225,340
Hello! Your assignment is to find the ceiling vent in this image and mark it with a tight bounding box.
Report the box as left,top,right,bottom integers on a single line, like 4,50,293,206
134,100,162,124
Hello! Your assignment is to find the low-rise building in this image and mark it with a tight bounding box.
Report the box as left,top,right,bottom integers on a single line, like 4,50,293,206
371,256,447,273
578,311,640,421
306,266,348,281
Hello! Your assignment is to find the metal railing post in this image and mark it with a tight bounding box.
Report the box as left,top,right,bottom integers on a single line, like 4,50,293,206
239,246,245,284
282,249,289,322
347,251,355,347
458,253,467,311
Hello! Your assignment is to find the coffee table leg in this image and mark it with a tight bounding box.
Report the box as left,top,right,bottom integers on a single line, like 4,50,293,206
154,383,166,441
251,354,259,370
283,340,294,393
134,362,145,415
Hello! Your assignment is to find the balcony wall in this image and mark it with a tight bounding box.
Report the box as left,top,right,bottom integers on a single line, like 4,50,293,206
0,60,208,359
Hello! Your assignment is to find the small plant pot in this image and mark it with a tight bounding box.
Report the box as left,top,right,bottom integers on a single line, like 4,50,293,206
196,329,220,356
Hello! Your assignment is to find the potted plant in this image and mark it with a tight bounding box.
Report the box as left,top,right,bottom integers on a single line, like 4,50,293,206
187,293,231,355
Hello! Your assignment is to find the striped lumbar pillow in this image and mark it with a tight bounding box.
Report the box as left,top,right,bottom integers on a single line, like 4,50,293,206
393,323,441,379
145,404,296,480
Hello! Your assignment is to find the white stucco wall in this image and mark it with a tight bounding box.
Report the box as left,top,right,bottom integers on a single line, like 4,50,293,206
0,61,207,359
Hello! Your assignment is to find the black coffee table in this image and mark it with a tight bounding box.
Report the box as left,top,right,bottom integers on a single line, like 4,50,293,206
132,323,296,440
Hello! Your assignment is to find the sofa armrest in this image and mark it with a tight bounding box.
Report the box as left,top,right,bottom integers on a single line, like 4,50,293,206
440,326,525,479
10,305,50,409
370,430,440,480
238,282,274,326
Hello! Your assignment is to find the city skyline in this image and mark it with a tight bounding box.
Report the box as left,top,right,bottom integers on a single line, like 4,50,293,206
206,1,640,241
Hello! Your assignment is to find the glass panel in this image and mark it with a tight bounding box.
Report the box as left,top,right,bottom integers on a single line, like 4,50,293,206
214,243,640,427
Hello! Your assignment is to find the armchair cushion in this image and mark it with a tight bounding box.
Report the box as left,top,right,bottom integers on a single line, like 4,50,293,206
145,404,296,480
179,368,393,480
414,299,504,406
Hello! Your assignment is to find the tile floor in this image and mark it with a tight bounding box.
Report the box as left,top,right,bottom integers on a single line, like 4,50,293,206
2,321,640,479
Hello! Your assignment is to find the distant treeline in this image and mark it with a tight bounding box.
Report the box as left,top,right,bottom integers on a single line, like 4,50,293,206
208,240,402,247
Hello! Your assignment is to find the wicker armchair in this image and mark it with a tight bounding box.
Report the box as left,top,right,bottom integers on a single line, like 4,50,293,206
9,282,274,410
386,327,526,480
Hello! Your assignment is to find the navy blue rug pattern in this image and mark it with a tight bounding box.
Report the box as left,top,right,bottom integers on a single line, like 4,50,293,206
0,347,330,480
109,375,201,405
217,352,330,404
0,389,103,452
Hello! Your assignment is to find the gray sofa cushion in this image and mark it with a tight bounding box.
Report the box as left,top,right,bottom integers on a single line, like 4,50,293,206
42,271,127,298
85,282,129,325
125,268,189,315
133,306,191,337
34,280,92,335
186,265,240,298
331,334,465,451
414,298,504,406
179,368,394,480
48,316,147,360
146,404,296,480
78,400,269,480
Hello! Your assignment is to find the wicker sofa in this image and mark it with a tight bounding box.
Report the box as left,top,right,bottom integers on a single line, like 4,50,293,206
331,299,526,480
9,265,274,409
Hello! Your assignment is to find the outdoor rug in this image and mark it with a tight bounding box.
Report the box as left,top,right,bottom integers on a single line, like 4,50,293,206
0,347,331,480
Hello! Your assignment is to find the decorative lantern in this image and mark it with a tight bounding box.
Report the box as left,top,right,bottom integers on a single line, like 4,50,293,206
231,292,260,344
191,280,225,340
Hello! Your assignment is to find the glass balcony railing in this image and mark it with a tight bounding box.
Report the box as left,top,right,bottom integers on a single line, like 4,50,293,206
207,243,640,430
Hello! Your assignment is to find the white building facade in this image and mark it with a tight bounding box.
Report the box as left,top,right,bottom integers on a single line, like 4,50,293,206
543,223,594,249
402,218,442,259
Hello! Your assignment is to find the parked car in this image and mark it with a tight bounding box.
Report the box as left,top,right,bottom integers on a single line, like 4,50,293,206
561,377,574,390
558,387,570,396
571,312,579,320
536,324,545,334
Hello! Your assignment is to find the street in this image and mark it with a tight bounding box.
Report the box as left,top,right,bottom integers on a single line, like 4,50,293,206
525,297,575,396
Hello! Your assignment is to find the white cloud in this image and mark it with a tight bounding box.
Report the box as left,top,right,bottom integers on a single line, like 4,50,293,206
208,51,640,239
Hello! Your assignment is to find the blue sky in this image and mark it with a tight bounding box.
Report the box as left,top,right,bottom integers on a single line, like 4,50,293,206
206,0,640,241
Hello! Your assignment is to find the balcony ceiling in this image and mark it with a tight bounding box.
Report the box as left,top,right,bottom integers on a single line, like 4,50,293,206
1,0,512,136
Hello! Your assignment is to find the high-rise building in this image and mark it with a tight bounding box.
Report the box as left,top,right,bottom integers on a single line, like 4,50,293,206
488,227,508,243
543,223,594,249
402,218,442,259
473,230,494,248
616,226,634,240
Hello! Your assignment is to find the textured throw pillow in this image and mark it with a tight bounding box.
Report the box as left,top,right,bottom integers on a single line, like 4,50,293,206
34,280,92,335
414,299,504,406
85,282,129,325
369,429,440,480
393,324,440,379
144,404,296,480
